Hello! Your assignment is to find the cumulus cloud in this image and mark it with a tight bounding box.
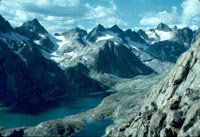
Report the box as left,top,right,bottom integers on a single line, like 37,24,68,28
139,0,200,28
181,0,200,25
0,0,127,33
140,7,179,26
22,0,87,18
84,0,127,28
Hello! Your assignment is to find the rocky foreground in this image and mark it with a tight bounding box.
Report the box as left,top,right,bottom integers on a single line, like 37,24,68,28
106,36,200,136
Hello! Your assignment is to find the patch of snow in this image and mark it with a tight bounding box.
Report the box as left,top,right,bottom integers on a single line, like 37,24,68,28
82,56,88,61
54,35,70,48
67,51,78,59
96,33,115,42
155,30,174,41
126,37,146,50
34,40,40,45
39,33,47,39
146,30,157,41
82,38,91,45
51,56,65,63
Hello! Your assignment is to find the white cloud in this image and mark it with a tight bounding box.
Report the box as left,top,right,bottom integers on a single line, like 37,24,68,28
85,1,127,28
181,0,200,24
86,3,115,18
0,0,127,33
140,7,179,26
139,0,200,28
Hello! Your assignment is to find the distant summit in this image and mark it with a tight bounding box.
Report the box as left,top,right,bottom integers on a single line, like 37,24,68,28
16,19,56,52
16,18,47,35
156,22,172,31
62,27,87,38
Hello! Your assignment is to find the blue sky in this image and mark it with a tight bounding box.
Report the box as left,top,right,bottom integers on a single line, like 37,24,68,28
0,0,200,33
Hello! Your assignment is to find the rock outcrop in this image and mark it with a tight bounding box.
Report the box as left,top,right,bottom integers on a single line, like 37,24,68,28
0,119,85,137
106,36,200,137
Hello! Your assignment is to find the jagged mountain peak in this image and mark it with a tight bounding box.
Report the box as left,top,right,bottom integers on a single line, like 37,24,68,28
15,18,57,52
124,29,146,44
94,40,154,77
32,18,41,25
0,15,14,33
19,18,47,34
86,24,106,42
156,22,172,31
137,29,149,40
109,24,124,34
95,24,106,32
62,27,87,38
181,26,193,32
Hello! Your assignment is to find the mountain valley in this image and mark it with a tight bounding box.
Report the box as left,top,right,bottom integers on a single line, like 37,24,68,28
0,14,200,137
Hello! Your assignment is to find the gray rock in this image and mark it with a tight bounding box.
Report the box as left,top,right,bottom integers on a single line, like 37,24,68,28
166,110,184,128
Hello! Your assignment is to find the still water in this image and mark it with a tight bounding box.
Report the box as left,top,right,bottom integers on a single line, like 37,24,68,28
72,119,113,137
0,94,109,128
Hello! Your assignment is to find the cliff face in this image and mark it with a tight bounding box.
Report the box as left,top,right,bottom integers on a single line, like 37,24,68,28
107,36,200,137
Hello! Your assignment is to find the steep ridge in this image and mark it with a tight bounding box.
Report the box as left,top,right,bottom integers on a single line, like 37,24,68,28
0,15,14,33
15,19,57,52
0,16,72,107
56,23,199,75
0,15,107,108
57,40,154,78
93,41,153,78
106,35,200,137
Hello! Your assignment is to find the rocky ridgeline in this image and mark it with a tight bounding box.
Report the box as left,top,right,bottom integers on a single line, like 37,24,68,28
0,119,85,137
106,36,200,137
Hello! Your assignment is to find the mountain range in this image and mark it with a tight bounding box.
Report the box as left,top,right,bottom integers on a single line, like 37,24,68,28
0,14,199,109
0,14,200,137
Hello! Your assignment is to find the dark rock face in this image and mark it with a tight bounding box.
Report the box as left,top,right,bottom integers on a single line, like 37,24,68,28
0,15,13,33
108,25,124,37
0,39,71,107
137,29,149,41
86,24,106,42
145,40,187,62
173,27,194,48
64,63,108,94
156,23,172,31
94,41,154,78
124,29,146,44
15,19,56,52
